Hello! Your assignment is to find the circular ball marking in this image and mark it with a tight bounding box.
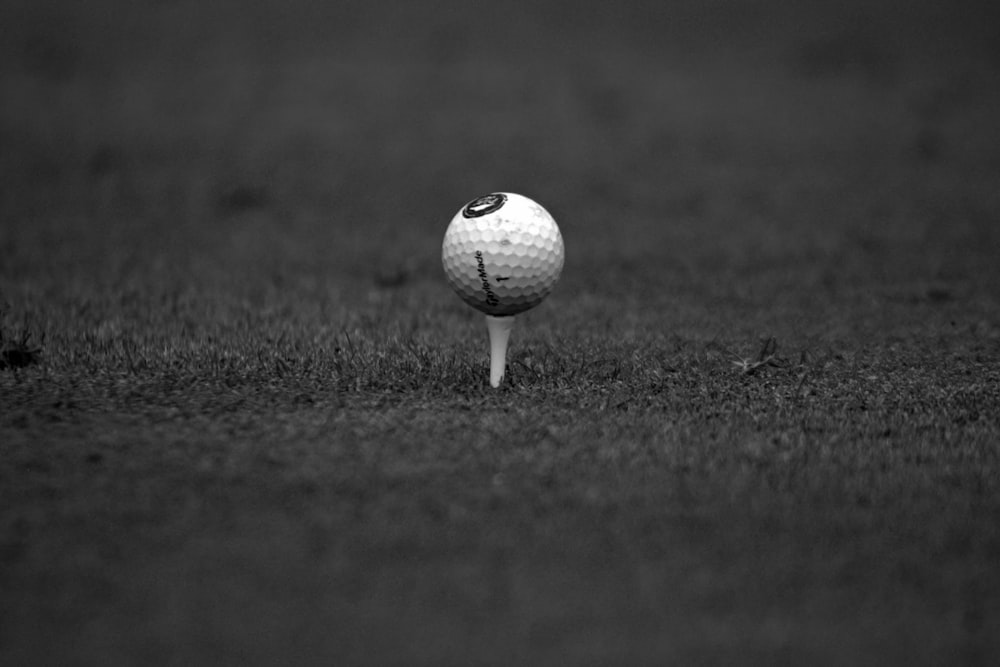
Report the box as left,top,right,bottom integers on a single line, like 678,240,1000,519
462,193,507,218
442,192,564,317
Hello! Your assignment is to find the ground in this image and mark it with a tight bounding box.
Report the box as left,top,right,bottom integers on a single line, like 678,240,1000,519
2,1,1000,665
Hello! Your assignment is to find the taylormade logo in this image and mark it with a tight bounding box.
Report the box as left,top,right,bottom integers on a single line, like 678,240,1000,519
475,251,499,306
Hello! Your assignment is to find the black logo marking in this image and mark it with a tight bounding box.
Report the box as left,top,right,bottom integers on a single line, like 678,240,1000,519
475,251,500,306
462,193,507,218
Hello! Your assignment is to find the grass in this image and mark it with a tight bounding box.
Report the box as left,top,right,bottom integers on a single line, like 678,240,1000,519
2,0,1000,664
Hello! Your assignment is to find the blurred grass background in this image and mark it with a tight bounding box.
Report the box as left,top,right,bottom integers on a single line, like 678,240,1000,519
3,0,999,334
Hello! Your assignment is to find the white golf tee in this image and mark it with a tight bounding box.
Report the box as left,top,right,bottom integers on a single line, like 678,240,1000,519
485,314,515,388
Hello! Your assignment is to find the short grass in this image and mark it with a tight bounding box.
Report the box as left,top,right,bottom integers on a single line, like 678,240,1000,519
3,1,1000,664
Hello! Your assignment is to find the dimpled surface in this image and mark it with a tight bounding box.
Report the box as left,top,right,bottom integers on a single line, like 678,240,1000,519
442,192,564,316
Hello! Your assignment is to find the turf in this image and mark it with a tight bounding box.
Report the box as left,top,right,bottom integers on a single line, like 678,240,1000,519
2,0,1000,664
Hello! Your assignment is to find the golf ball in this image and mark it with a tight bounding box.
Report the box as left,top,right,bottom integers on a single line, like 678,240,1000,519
442,192,564,317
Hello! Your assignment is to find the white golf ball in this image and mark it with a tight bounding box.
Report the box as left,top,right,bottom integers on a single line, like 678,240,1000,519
442,192,564,317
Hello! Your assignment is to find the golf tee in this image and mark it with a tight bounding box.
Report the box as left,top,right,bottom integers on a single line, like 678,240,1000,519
485,314,515,388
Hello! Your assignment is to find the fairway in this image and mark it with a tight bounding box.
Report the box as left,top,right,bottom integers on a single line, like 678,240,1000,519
2,1,1000,664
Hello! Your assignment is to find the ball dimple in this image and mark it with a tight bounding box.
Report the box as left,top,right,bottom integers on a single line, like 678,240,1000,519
442,192,564,317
